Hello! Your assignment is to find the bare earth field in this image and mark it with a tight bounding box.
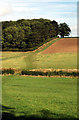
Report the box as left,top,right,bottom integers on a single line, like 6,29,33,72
43,38,78,54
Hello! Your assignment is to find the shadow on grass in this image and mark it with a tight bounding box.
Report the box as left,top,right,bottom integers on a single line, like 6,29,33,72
2,105,77,120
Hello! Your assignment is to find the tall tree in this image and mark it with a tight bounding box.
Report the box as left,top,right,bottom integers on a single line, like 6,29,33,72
59,23,71,37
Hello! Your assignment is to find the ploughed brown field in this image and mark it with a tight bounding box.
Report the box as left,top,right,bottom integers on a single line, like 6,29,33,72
43,38,79,54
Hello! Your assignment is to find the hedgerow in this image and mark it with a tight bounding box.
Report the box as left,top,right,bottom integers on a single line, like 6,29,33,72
21,70,79,77
2,68,15,74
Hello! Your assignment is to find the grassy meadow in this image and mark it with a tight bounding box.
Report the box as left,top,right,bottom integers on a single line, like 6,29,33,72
2,38,78,119
2,51,77,70
2,38,77,70
2,76,77,119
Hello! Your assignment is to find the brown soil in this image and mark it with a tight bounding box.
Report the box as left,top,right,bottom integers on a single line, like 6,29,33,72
33,38,58,52
43,38,79,54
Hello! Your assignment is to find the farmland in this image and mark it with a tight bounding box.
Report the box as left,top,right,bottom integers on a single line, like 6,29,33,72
2,37,78,119
2,51,77,70
2,38,78,70
2,76,77,119
43,38,77,54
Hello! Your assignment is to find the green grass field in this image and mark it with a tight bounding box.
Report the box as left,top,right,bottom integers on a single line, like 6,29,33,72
2,76,77,119
2,38,78,119
2,51,77,70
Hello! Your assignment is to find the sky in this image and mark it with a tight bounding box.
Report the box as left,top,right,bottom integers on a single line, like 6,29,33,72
0,0,78,37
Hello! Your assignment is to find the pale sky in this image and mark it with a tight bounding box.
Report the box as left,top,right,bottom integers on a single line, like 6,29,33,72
0,0,78,37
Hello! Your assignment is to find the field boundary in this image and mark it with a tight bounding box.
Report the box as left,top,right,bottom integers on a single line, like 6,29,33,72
34,38,61,53
20,75,78,78
1,68,79,72
1,68,79,77
1,74,78,78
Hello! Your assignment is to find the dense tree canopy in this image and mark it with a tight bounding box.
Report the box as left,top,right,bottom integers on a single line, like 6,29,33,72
2,18,59,51
2,19,71,51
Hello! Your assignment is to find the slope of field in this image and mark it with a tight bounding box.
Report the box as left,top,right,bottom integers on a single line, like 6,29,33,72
43,38,78,54
2,76,77,119
32,53,77,70
2,38,78,70
2,52,77,70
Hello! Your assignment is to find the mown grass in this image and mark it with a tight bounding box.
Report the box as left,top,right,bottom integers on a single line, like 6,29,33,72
2,76,77,119
2,52,29,69
2,52,77,70
32,52,77,69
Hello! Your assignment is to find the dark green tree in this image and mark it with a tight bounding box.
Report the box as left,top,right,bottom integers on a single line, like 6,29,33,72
59,23,71,38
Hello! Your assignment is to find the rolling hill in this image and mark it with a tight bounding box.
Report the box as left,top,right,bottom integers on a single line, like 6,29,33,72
2,38,78,70
43,38,78,54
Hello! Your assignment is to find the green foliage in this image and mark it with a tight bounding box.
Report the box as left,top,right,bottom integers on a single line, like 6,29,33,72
2,19,71,51
2,18,59,51
21,70,79,77
59,23,71,37
2,68,15,74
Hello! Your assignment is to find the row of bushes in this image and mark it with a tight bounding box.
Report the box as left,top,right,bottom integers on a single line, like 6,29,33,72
0,69,79,77
21,70,79,77
1,69,15,74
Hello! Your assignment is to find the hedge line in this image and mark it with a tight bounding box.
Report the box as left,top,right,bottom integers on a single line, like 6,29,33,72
21,70,79,77
1,69,15,74
0,69,79,77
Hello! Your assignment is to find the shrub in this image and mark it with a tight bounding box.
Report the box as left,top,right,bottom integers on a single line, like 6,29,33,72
21,70,79,77
0,70,2,74
2,68,15,74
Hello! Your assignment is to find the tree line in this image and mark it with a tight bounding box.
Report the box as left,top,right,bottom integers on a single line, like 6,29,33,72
2,18,71,51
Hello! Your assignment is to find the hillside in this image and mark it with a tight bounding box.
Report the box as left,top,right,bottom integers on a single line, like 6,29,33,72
2,38,78,70
43,38,78,54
